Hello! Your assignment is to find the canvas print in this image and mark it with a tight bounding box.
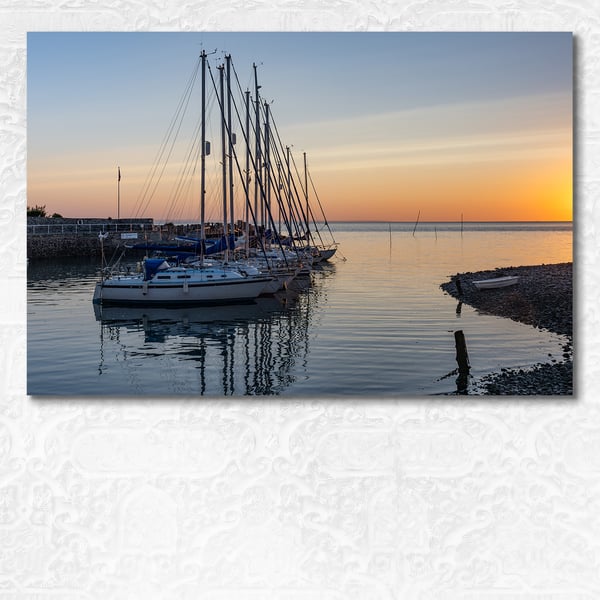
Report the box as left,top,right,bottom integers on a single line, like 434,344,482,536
27,32,573,396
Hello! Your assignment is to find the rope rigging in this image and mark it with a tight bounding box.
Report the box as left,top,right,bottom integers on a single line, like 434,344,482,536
125,51,337,260
130,55,202,219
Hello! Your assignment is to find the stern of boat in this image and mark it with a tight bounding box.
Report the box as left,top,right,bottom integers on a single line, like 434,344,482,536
92,282,103,304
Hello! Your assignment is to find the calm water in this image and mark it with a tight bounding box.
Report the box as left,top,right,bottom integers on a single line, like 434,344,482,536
27,222,572,397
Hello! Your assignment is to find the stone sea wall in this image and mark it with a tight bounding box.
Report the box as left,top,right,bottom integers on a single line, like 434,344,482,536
27,234,120,259
27,217,154,259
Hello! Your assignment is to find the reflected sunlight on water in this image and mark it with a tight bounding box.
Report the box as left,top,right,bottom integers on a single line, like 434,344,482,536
28,223,572,397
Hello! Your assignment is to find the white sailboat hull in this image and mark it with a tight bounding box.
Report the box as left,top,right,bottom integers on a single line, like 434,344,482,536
94,273,272,306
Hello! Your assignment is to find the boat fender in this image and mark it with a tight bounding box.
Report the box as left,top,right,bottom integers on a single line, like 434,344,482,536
142,281,148,295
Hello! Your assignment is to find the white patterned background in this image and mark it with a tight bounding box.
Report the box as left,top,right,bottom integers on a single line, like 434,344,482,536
2,1,599,598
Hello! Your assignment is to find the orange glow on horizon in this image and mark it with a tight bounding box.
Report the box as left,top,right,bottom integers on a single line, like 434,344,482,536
28,165,573,223
309,155,572,223
28,123,572,223
27,34,573,225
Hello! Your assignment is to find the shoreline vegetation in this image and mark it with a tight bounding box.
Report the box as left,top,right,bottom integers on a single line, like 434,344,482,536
441,262,573,395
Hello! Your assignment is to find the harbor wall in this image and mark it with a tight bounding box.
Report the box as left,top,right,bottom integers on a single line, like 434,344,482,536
27,217,154,259
27,217,255,259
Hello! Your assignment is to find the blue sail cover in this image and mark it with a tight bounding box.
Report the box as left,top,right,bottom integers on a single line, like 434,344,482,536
131,235,236,257
130,242,202,253
175,234,236,255
144,258,170,280
204,234,236,255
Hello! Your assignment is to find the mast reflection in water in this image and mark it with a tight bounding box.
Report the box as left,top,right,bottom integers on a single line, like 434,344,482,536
28,224,572,397
93,273,326,396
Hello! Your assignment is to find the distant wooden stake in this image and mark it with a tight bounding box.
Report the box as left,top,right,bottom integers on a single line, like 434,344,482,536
412,210,420,236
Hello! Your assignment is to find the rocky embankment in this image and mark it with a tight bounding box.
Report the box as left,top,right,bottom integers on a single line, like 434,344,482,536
440,263,573,395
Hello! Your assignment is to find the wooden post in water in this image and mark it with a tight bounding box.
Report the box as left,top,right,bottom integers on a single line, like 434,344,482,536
454,273,463,296
454,329,470,394
454,330,470,371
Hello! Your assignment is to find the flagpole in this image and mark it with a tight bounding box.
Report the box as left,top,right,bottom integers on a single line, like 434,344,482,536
117,166,121,220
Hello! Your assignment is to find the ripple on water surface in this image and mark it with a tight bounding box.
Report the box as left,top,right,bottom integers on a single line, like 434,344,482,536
27,225,572,396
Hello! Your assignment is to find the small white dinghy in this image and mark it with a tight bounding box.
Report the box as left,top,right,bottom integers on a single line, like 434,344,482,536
473,275,520,290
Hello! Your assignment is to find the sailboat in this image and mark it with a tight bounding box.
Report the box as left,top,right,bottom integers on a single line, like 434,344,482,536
92,254,272,306
93,51,273,306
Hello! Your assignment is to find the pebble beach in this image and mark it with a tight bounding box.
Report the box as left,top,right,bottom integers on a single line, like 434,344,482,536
440,262,573,395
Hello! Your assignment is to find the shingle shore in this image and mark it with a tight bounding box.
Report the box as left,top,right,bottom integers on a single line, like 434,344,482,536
440,262,573,395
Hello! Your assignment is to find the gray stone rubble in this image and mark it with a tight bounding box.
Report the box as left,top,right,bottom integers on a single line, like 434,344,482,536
440,262,573,395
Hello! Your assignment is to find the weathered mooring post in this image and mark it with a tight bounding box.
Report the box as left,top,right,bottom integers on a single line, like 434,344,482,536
454,329,470,394
454,273,463,296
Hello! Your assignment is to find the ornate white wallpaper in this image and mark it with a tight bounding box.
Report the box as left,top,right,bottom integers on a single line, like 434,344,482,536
4,2,599,598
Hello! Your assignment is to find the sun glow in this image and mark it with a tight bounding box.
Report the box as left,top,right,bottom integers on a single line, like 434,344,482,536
27,34,573,223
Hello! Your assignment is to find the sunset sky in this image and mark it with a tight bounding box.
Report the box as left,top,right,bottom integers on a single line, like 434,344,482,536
27,32,572,222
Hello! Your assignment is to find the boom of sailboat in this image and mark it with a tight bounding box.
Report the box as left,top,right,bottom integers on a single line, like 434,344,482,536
93,51,338,306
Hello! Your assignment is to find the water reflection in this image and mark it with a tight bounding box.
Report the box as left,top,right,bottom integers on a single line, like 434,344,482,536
93,275,324,396
27,256,99,280
28,230,571,397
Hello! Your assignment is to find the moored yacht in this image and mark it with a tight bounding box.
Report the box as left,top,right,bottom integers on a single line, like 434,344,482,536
93,258,272,306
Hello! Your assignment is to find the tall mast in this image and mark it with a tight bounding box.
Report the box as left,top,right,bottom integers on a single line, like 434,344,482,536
277,159,282,235
200,50,207,252
286,147,292,231
226,54,235,249
244,88,251,250
265,100,271,245
304,151,309,238
253,63,262,235
218,63,228,259
117,166,121,220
